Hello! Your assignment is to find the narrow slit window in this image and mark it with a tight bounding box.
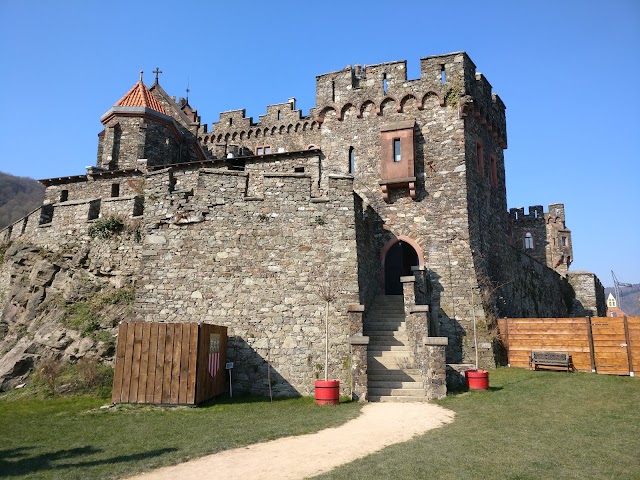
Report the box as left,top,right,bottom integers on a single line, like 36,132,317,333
561,236,567,247
331,81,335,102
476,142,484,175
440,65,446,84
383,73,388,95
348,146,355,174
393,139,401,162
277,110,281,121
111,183,120,198
490,156,497,185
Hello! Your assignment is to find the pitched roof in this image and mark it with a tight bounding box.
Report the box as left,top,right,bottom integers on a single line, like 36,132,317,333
114,77,169,115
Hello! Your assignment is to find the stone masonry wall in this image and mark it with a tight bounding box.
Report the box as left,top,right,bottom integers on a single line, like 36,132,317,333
136,164,360,396
567,271,606,317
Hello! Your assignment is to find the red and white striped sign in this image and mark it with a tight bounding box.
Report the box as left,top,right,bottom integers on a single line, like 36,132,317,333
208,352,220,378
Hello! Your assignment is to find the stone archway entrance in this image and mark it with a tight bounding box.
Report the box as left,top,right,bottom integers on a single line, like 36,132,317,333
383,240,419,295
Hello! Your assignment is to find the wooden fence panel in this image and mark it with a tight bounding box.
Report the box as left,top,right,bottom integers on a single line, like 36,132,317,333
111,322,128,404
499,318,592,371
153,323,167,404
628,317,640,375
186,323,199,404
145,323,159,403
499,317,639,376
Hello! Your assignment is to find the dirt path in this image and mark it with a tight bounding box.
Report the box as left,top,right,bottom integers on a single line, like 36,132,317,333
126,402,455,480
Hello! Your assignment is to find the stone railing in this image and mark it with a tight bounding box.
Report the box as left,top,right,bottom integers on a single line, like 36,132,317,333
347,304,368,402
401,269,447,399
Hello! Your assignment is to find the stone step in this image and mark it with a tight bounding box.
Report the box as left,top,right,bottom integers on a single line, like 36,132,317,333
368,386,426,396
368,349,412,357
368,380,423,389
366,336,409,347
367,395,431,403
366,344,410,352
368,355,416,370
365,322,406,332
368,371,423,382
366,332,409,340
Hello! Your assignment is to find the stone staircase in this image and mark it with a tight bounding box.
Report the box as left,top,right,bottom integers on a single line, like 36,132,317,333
365,295,426,402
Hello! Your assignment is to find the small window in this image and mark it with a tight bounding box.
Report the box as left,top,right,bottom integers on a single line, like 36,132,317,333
393,139,401,162
229,118,233,126
440,65,446,85
277,110,281,121
383,73,388,94
348,146,355,174
39,204,54,225
294,167,305,173
561,236,567,247
331,81,336,102
60,190,69,202
476,142,484,176
256,145,271,155
490,156,497,186
264,146,271,154
524,232,534,250
111,183,120,198
257,147,263,155
611,312,617,317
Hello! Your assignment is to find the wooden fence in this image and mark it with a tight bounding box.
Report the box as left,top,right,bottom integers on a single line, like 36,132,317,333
497,317,640,376
112,322,227,405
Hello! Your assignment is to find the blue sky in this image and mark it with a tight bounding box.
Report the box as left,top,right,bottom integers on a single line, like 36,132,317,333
0,0,638,286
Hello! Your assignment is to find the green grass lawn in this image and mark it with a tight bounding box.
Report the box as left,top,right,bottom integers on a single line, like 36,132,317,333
0,394,362,480
2,369,638,480
316,368,640,480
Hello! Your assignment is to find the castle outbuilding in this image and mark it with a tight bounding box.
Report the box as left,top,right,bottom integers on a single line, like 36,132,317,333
0,52,605,400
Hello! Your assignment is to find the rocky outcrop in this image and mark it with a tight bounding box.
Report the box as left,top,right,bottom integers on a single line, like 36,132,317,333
0,242,134,390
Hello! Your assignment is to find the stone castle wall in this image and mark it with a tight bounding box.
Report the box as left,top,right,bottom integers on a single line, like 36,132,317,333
136,163,360,396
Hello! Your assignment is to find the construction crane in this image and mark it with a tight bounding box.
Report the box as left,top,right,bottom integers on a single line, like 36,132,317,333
612,270,633,307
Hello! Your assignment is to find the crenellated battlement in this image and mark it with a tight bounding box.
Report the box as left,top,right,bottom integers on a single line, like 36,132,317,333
197,51,507,158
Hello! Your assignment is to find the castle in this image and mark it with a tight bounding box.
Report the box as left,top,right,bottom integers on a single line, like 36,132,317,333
0,52,605,400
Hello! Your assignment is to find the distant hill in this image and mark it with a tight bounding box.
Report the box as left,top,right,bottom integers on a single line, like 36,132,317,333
0,171,45,229
604,284,640,316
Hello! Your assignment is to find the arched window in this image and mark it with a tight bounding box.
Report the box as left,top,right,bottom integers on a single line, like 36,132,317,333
348,146,355,174
524,232,534,250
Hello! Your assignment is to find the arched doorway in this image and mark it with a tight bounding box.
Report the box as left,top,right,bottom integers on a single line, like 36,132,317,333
383,240,419,295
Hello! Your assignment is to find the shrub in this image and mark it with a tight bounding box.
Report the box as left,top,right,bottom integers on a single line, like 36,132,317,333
38,357,64,395
64,302,100,336
88,215,125,239
100,287,135,305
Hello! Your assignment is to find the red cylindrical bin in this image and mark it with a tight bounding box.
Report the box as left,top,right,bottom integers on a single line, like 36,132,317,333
314,380,340,405
465,369,489,390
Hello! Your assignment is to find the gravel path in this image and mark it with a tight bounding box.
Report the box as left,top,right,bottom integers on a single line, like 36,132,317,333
126,402,455,480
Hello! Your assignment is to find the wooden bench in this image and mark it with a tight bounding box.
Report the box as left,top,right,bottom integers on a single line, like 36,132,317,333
530,350,571,372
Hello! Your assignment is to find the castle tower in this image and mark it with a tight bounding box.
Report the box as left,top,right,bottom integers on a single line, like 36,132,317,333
97,72,192,170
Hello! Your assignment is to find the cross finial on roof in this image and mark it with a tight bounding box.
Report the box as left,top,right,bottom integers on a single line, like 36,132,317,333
186,77,190,102
139,70,144,82
153,67,162,84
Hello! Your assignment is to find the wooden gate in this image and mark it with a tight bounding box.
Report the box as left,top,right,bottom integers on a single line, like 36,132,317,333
590,318,630,375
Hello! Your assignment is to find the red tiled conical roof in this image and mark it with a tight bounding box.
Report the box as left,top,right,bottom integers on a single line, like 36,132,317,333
115,75,169,115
